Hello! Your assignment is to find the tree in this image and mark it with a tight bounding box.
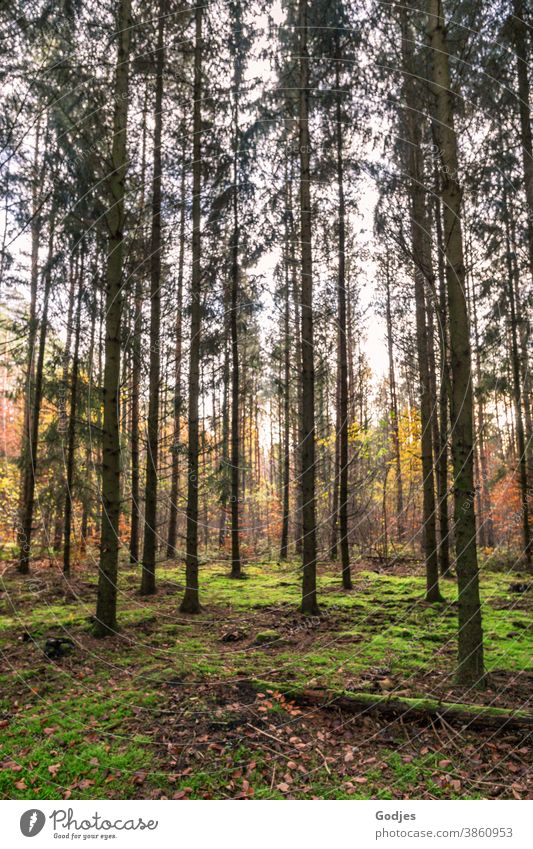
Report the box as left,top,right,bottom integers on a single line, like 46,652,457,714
63,251,84,575
399,1,443,603
180,2,203,615
426,0,484,684
94,0,133,636
141,1,165,595
298,0,319,615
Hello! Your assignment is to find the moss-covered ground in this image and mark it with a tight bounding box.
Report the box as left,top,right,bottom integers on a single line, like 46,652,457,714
0,557,531,799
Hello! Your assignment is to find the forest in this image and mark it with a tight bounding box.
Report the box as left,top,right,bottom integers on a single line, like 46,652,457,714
0,0,531,802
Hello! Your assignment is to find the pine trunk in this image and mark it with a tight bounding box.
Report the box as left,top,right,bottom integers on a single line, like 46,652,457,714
298,0,319,615
427,0,484,684
94,0,132,635
180,3,203,614
141,5,165,595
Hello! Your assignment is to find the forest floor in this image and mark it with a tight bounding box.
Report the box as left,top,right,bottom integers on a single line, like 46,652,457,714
0,556,531,800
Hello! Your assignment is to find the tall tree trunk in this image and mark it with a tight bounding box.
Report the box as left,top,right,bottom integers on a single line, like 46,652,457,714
384,255,405,542
400,2,442,602
129,86,149,566
329,377,340,560
298,0,319,615
219,330,230,548
63,255,84,575
335,38,352,590
94,0,132,635
280,179,291,561
512,0,533,285
470,265,495,549
17,121,42,569
167,140,186,557
180,3,203,614
502,183,532,570
427,0,484,684
290,178,303,555
141,5,165,595
230,15,242,578
53,252,78,552
17,218,55,573
433,184,451,576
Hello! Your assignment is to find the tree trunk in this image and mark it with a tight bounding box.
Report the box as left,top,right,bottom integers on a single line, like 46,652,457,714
433,184,451,576
17,121,43,571
427,0,484,685
512,0,533,285
94,0,132,636
335,39,352,589
280,178,291,560
400,2,442,602
63,256,84,575
129,87,149,566
180,3,203,614
502,184,531,571
230,18,242,578
141,4,165,595
167,139,186,558
298,0,319,615
384,255,405,542
17,218,55,573
329,377,340,560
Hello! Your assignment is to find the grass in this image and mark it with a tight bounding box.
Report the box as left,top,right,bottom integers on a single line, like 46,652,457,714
0,557,531,799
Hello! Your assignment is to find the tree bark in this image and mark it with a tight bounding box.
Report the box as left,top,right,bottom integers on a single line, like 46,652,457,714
384,255,405,542
180,3,203,614
167,139,186,558
433,184,451,575
17,218,55,573
280,176,291,561
129,87,149,566
298,0,319,615
230,11,243,578
335,37,352,589
502,183,532,571
400,2,442,602
141,4,165,595
94,0,132,635
63,256,84,575
426,0,484,684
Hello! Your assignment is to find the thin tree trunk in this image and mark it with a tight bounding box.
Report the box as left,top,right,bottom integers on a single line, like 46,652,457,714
230,18,242,578
94,0,132,635
400,2,442,602
141,5,165,595
180,3,203,614
17,121,42,568
63,255,84,575
329,377,340,560
502,184,531,570
427,0,484,684
512,0,533,285
298,0,319,615
167,140,186,557
54,252,78,552
433,184,451,576
129,87,149,566
384,256,405,542
280,180,291,561
219,331,230,548
335,38,352,589
17,218,55,573
290,179,303,556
